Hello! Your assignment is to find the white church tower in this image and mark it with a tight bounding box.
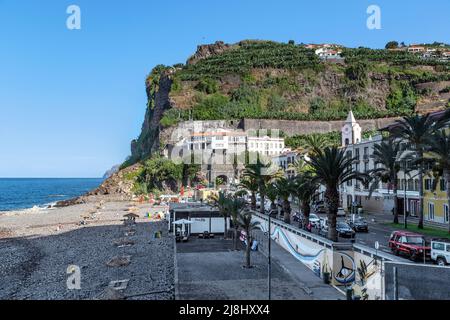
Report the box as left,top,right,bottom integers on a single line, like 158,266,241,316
341,110,361,147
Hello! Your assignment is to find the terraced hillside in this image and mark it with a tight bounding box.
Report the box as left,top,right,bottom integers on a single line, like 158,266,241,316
129,40,450,164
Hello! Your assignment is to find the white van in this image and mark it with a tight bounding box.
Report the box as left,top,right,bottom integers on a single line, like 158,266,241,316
431,239,450,266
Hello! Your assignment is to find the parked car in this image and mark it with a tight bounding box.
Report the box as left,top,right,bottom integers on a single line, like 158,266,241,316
347,216,369,232
337,207,346,217
388,231,431,261
336,222,356,238
431,238,450,266
318,220,355,238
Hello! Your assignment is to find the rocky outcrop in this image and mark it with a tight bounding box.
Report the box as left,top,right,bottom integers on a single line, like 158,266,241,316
55,164,142,207
186,41,232,65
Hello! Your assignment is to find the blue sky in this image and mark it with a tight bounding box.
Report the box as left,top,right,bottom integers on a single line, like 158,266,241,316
0,0,449,178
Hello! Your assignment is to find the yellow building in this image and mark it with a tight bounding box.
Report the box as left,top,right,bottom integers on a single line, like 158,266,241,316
423,177,449,225
423,125,450,226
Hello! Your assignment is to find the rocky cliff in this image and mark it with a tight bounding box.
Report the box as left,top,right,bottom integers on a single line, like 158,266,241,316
129,40,450,163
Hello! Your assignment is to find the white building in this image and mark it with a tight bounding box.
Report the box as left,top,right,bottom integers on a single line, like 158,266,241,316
247,135,285,157
342,111,362,146
272,150,300,178
339,112,420,215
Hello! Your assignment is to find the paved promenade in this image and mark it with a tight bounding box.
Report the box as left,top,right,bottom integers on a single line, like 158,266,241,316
254,230,344,300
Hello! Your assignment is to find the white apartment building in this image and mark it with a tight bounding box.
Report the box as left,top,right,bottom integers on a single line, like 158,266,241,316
339,112,420,215
247,135,285,157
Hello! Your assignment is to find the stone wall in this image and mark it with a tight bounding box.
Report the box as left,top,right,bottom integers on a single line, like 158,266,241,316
384,262,450,300
240,117,400,136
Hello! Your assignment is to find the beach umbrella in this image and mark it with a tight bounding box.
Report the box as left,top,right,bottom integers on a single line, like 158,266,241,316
172,219,194,234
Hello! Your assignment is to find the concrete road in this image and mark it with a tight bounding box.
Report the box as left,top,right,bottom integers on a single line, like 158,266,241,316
299,212,431,264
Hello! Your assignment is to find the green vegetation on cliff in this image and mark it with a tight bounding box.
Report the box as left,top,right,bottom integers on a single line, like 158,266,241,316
127,40,450,166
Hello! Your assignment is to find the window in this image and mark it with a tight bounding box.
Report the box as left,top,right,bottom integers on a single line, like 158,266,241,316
445,204,449,223
447,245,450,253
440,179,447,192
355,148,360,160
428,203,435,221
425,179,433,191
433,243,445,251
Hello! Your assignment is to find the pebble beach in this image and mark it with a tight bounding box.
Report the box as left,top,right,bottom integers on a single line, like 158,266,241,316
0,196,174,300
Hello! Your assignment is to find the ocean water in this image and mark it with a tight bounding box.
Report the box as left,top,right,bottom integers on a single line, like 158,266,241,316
0,178,103,212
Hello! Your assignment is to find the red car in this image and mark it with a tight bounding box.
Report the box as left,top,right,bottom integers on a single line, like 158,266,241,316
388,231,431,261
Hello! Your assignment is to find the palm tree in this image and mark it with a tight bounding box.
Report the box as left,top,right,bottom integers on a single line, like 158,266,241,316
228,196,246,250
273,177,296,224
391,112,450,229
237,210,261,268
243,159,277,214
427,130,450,233
239,177,258,210
293,172,319,227
306,147,368,242
211,191,231,239
299,134,332,156
265,183,278,213
368,139,404,224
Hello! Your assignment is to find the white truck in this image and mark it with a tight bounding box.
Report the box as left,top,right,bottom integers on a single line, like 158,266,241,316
431,239,450,266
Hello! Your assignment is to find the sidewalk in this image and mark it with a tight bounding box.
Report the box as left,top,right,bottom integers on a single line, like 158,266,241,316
254,230,344,300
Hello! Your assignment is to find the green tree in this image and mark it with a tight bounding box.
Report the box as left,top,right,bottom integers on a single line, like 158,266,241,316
385,41,399,49
228,196,246,250
368,139,404,224
239,177,259,210
293,172,319,226
211,191,232,239
307,147,368,241
237,210,261,268
265,183,279,213
391,112,450,229
137,156,183,193
243,159,280,214
427,130,450,233
273,177,296,224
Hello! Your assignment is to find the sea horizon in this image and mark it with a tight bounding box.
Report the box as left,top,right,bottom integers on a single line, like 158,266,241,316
0,178,103,212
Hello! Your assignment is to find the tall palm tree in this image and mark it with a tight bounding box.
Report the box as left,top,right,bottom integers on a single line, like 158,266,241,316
265,183,279,213
293,172,319,227
306,147,368,242
243,159,277,214
237,210,261,268
239,177,258,210
211,191,231,239
300,134,332,156
391,112,450,229
427,130,450,233
228,196,246,250
368,139,404,224
273,177,296,224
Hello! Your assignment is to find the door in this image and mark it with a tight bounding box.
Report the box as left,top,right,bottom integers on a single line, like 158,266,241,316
428,203,435,221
